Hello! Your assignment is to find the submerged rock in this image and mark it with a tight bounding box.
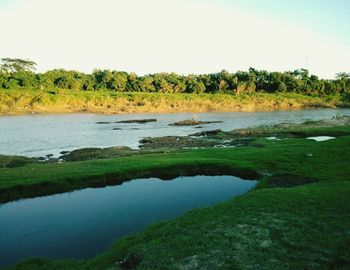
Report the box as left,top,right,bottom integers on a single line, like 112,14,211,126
96,121,112,124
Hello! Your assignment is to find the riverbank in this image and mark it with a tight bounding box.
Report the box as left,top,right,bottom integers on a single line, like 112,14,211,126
1,117,350,203
0,89,348,115
2,120,350,269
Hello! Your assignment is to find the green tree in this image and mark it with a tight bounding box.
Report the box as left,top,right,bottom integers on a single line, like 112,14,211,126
108,72,128,91
1,58,37,73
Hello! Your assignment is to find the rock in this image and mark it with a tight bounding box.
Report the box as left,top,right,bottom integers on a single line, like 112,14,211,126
192,129,222,136
96,121,111,124
169,119,223,126
139,138,152,144
59,146,134,162
115,118,157,124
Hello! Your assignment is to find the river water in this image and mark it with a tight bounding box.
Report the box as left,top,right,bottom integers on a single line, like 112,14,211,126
0,175,257,268
0,108,349,157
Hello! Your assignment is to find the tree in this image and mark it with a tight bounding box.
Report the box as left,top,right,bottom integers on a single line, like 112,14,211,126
336,72,350,80
1,58,37,73
138,76,155,92
108,72,128,91
185,76,206,94
153,74,174,93
236,82,256,94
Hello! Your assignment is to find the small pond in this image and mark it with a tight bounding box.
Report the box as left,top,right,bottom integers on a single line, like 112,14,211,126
0,175,257,268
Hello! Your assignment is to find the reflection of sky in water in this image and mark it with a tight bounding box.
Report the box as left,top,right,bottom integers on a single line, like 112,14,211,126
0,175,257,268
0,108,349,157
307,136,335,142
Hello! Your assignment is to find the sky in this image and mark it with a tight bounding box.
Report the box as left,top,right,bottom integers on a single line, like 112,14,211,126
0,0,349,78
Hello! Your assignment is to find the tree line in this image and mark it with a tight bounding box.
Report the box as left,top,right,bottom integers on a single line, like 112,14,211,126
0,58,349,95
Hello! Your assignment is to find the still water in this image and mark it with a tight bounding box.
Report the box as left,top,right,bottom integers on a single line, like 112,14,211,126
0,175,257,267
0,108,349,157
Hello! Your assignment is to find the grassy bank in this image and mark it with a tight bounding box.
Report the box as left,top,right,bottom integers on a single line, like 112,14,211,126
0,89,347,115
1,128,350,203
2,124,350,269
10,180,349,270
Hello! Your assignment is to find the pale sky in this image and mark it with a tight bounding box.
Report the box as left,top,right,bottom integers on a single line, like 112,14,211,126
0,0,349,78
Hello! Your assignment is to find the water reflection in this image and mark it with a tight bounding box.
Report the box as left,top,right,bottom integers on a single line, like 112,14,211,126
0,175,257,267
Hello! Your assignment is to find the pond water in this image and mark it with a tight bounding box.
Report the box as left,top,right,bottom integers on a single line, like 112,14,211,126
0,175,257,268
0,108,349,157
307,136,335,142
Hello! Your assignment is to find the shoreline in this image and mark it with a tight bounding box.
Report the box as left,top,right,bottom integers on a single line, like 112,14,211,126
0,105,336,117
0,89,347,116
1,117,350,203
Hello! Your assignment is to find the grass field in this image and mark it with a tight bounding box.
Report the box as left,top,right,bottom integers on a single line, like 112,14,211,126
1,124,350,269
0,89,347,115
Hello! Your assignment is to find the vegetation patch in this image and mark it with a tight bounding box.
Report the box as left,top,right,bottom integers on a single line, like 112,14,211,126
266,173,316,187
0,89,348,115
0,155,38,168
59,146,138,162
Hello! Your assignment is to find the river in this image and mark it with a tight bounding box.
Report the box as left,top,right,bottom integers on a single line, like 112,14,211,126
0,108,349,157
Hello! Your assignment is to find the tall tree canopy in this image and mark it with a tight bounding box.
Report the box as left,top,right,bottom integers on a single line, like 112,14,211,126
0,58,37,73
0,58,349,96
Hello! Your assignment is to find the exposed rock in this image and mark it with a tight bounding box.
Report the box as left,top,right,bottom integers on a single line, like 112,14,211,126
59,146,135,161
192,129,223,136
115,118,157,124
139,138,152,144
169,119,223,126
96,121,111,124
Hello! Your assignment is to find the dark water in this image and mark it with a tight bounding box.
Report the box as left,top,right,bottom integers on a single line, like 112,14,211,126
1,108,349,157
0,175,257,268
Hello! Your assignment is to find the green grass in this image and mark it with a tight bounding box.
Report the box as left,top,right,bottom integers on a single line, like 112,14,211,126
0,155,37,168
2,127,350,269
1,132,350,202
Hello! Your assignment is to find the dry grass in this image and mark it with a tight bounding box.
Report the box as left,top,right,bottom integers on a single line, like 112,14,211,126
0,89,344,115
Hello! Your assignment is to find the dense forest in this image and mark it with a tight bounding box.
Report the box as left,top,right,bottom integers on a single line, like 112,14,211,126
1,58,349,95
